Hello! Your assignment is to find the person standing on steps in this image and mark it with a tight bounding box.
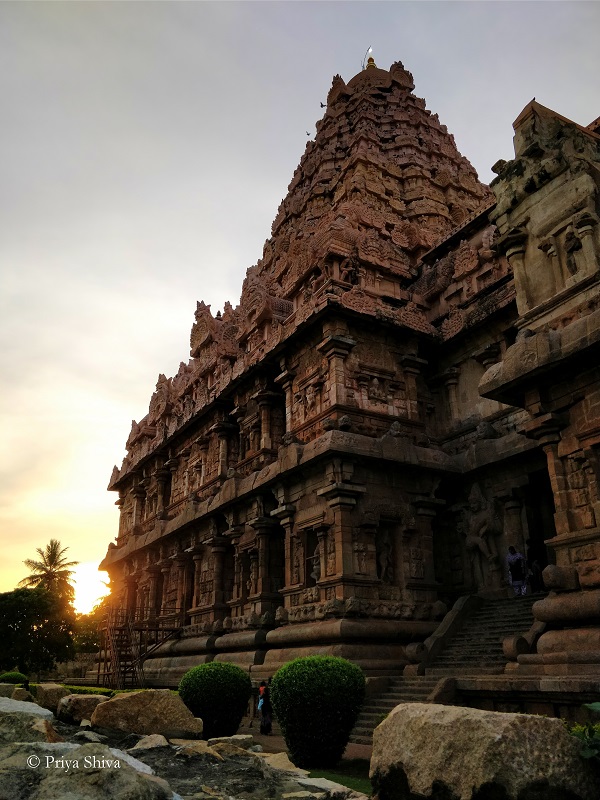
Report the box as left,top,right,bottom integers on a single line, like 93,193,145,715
505,546,528,596
259,685,273,735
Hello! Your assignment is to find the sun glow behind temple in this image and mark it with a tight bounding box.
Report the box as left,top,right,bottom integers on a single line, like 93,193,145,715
72,562,111,615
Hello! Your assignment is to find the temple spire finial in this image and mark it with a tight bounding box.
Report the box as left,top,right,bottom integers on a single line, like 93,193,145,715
361,46,374,70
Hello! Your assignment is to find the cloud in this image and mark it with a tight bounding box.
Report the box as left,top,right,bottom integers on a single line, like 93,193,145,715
0,0,598,592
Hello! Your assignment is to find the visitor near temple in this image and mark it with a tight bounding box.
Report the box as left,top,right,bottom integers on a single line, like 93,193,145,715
505,547,527,596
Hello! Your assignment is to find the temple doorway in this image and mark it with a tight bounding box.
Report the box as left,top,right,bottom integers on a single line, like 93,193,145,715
523,468,556,576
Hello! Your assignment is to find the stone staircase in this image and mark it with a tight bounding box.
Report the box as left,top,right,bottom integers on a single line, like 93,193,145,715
350,675,439,744
349,594,541,744
425,594,540,677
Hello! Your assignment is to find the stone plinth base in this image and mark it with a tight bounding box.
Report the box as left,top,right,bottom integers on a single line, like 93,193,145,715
506,650,600,676
458,675,600,724
133,617,438,686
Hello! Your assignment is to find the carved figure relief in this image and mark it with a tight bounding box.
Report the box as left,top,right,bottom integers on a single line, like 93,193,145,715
462,483,502,590
326,533,336,576
376,529,394,583
291,537,304,585
310,542,322,582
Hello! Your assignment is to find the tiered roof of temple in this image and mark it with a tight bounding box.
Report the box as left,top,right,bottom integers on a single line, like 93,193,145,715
109,58,492,487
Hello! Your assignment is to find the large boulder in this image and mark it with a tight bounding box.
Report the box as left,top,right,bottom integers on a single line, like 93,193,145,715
370,703,600,800
0,742,174,799
57,693,110,723
34,683,70,715
91,689,203,739
0,684,16,698
0,698,63,744
0,697,53,719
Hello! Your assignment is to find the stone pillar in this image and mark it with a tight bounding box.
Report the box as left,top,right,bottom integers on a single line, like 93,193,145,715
272,504,296,589
173,556,188,618
522,413,569,535
159,563,171,614
255,391,280,450
210,537,227,611
412,497,445,602
131,486,146,528
210,422,235,477
217,430,229,476
317,481,367,595
197,437,209,487
316,331,356,407
249,517,280,613
155,468,170,519
574,213,598,280
275,368,296,433
191,552,204,609
441,367,460,422
402,355,428,421
147,567,161,620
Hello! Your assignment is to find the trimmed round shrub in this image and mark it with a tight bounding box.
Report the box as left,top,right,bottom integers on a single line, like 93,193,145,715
178,662,251,739
270,655,365,768
0,671,29,684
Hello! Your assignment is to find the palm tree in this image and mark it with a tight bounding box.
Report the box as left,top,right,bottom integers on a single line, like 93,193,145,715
19,539,78,604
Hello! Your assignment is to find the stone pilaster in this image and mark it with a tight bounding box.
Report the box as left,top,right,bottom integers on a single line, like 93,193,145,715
316,331,356,408
317,479,367,597
274,368,296,433
441,367,460,422
401,355,427,421
411,496,444,602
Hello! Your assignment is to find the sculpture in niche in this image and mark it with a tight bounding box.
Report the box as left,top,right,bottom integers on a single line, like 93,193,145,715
310,542,321,581
353,534,368,575
564,228,582,275
247,556,258,596
462,483,503,591
326,533,336,576
376,529,394,583
291,537,303,584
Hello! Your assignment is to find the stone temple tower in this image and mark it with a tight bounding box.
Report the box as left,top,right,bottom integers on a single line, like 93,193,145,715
99,56,600,703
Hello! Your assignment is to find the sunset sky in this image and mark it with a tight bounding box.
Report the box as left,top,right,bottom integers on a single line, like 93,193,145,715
1,1,598,614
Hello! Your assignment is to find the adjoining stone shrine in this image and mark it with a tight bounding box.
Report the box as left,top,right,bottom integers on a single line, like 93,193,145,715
99,58,600,691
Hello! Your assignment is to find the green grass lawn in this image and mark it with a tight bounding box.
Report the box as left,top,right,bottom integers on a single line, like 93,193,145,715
309,758,372,796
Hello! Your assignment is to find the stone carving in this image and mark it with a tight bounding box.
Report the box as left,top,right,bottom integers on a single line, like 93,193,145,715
462,483,503,591
309,542,321,582
326,533,336,576
377,530,394,584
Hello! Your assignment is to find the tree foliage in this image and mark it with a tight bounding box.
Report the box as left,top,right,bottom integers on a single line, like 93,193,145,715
18,539,78,605
270,655,365,768
0,587,75,675
179,662,252,739
73,596,112,653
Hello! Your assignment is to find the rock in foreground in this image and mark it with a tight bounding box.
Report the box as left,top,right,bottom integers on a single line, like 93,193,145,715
91,689,203,739
0,742,173,800
57,693,110,723
34,683,71,715
370,702,600,800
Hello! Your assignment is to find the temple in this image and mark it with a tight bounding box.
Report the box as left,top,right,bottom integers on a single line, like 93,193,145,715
99,58,600,710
